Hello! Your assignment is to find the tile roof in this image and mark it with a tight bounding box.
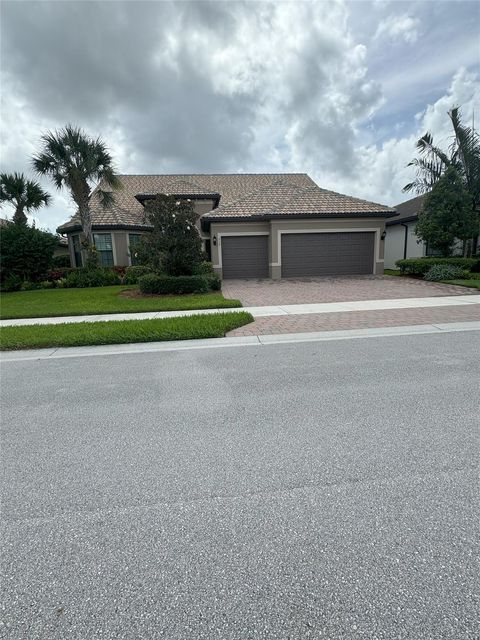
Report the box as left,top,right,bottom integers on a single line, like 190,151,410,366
57,173,395,232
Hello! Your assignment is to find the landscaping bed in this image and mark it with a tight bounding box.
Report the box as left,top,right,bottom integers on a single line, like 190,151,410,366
0,312,254,350
0,286,241,320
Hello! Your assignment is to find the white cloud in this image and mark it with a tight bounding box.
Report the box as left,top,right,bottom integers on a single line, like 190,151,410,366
374,13,421,44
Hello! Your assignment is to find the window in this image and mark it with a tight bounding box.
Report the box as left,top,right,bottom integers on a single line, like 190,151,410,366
93,233,114,266
128,233,142,265
72,234,83,267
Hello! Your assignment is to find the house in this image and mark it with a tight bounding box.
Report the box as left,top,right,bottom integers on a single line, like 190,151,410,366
57,174,396,279
384,194,466,269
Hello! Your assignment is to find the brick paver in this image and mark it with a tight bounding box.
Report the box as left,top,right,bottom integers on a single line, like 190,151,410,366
222,276,477,306
227,305,480,336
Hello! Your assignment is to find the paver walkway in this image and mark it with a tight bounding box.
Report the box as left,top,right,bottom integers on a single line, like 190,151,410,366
222,275,478,306
227,305,480,336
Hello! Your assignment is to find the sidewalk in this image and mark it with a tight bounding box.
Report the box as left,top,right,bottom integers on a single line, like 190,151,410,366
1,295,479,327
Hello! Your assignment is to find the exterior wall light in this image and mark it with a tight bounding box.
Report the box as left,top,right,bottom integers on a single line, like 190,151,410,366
381,230,386,240
212,235,217,246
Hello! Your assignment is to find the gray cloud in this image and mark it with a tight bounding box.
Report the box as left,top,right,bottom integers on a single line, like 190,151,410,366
0,0,478,231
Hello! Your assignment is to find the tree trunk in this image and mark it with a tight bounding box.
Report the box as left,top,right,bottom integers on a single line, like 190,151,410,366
78,198,93,246
12,205,27,225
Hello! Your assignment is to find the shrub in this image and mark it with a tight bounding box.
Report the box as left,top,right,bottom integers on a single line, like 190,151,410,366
0,222,57,283
138,274,209,295
64,268,121,288
396,257,477,276
20,281,42,291
194,261,215,276
424,265,468,281
123,265,152,285
208,274,222,291
52,254,71,268
1,274,22,292
47,267,77,281
40,280,55,289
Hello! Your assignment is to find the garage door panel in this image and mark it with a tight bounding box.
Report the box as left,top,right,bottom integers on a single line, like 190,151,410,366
222,236,269,279
281,232,375,277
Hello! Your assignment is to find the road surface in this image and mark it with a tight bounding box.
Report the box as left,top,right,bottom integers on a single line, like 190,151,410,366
1,331,479,639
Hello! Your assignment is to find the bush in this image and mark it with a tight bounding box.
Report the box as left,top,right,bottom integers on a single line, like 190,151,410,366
40,280,55,289
123,265,152,285
64,268,121,288
396,257,477,276
424,264,467,281
20,281,42,291
194,261,215,276
138,274,209,295
208,274,222,291
52,254,71,268
0,223,57,283
1,274,23,292
47,267,77,281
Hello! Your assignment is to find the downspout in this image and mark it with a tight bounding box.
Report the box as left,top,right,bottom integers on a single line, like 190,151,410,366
400,223,408,259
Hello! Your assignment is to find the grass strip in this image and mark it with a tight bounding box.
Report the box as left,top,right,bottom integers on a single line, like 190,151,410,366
0,286,241,320
442,279,480,289
0,312,254,351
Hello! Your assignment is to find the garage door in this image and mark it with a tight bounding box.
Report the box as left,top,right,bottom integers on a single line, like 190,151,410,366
221,235,269,279
281,232,375,277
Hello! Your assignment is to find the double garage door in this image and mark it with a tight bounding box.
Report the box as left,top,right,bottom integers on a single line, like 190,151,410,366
221,232,375,279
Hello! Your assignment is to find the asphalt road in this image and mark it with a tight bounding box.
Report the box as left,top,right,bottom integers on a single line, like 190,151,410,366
1,331,479,639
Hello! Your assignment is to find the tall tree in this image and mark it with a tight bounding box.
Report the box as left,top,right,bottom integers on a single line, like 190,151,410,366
135,195,204,276
31,125,121,247
415,167,478,257
0,172,51,225
404,106,480,253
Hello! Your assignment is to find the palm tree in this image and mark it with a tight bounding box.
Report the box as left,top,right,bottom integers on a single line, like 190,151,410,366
32,125,121,246
404,107,480,253
0,172,51,225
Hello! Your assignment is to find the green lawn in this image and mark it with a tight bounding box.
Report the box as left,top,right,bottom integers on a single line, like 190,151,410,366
383,269,402,276
0,286,241,320
442,279,480,289
0,312,253,350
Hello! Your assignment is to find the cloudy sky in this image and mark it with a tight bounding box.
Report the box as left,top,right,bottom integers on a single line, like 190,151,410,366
1,0,479,231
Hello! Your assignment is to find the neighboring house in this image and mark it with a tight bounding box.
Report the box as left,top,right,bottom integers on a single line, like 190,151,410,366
57,174,396,279
384,194,465,269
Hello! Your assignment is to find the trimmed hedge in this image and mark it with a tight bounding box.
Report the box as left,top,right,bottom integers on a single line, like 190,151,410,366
64,268,121,288
396,257,478,276
123,265,152,285
138,274,210,295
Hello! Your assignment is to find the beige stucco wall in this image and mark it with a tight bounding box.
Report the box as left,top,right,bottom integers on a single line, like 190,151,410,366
208,218,386,279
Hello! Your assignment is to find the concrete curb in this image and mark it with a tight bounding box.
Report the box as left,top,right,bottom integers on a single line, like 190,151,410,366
2,321,479,362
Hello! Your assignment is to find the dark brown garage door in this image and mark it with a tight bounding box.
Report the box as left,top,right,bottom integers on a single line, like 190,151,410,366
281,232,375,277
222,235,269,279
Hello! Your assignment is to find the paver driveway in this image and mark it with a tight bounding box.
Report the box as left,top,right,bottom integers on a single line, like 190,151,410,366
222,275,477,306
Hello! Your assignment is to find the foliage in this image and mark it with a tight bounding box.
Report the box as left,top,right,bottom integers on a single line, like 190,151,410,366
84,244,100,269
138,273,210,295
0,172,51,224
20,281,42,291
194,261,215,276
1,274,23,292
0,222,57,282
404,106,480,254
136,194,204,276
64,267,121,288
0,287,241,320
424,264,467,281
0,312,254,351
123,265,152,285
208,274,222,291
32,124,121,244
52,254,71,268
415,168,478,256
395,256,477,275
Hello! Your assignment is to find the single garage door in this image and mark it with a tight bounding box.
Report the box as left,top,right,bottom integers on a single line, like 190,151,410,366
222,235,269,279
281,232,375,277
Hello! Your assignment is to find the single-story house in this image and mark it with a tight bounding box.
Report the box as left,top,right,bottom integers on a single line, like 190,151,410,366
57,174,397,279
384,194,465,269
